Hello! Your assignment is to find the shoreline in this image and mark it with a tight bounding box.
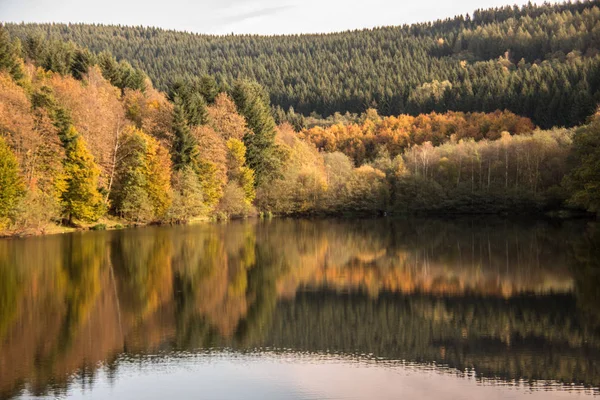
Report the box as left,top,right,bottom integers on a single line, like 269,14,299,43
1,208,594,239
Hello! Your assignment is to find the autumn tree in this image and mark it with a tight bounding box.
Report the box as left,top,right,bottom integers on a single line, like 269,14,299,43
194,125,227,190
256,124,325,214
0,70,70,233
218,138,256,217
60,126,105,223
48,66,126,194
167,166,206,222
0,136,24,227
111,126,172,222
195,159,223,211
31,86,105,223
207,93,248,141
122,85,174,147
226,139,255,202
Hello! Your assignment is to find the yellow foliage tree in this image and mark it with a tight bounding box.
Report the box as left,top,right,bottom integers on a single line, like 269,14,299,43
61,127,105,223
112,126,172,222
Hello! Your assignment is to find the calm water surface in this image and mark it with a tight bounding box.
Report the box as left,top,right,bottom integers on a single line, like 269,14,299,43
1,218,599,399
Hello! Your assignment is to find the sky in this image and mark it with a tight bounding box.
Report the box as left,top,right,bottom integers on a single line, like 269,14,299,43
0,0,551,35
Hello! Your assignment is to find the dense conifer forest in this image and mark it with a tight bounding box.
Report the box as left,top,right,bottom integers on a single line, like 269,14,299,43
6,0,600,128
1,1,600,236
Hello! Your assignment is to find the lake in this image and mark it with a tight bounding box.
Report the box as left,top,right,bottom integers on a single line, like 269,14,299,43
0,218,599,399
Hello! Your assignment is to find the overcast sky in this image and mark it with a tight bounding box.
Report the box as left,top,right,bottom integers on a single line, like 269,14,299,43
1,0,551,35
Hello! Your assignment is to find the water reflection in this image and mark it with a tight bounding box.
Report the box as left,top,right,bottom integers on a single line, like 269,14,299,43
0,218,599,399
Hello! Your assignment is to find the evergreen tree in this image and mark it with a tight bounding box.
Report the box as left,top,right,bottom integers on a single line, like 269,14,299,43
70,48,93,80
168,79,208,126
232,80,283,186
171,98,199,170
0,26,23,81
199,75,219,104
24,33,44,62
117,60,146,92
565,115,600,214
97,51,120,84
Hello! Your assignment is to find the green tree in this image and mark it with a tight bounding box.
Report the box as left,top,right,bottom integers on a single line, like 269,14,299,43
172,98,200,170
168,79,208,126
232,80,283,186
0,26,24,81
70,48,94,80
199,75,219,104
565,116,600,214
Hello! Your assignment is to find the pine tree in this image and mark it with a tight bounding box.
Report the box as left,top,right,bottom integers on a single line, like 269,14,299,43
199,75,219,104
97,51,120,86
0,26,24,81
117,60,146,92
172,98,200,170
232,80,283,186
168,79,208,126
70,48,93,80
24,33,44,62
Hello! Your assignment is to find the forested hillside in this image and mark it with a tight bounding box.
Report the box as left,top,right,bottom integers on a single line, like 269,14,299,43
1,9,600,236
5,1,600,128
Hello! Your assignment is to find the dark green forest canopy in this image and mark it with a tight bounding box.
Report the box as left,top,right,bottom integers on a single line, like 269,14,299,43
6,0,600,128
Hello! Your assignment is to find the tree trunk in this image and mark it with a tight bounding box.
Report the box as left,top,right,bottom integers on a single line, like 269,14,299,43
105,123,123,203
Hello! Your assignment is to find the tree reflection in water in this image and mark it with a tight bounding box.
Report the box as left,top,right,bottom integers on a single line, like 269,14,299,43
0,218,598,399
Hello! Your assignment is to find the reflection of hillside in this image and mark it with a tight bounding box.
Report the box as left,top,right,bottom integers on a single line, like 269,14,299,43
0,218,598,398
262,291,600,387
275,218,576,297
